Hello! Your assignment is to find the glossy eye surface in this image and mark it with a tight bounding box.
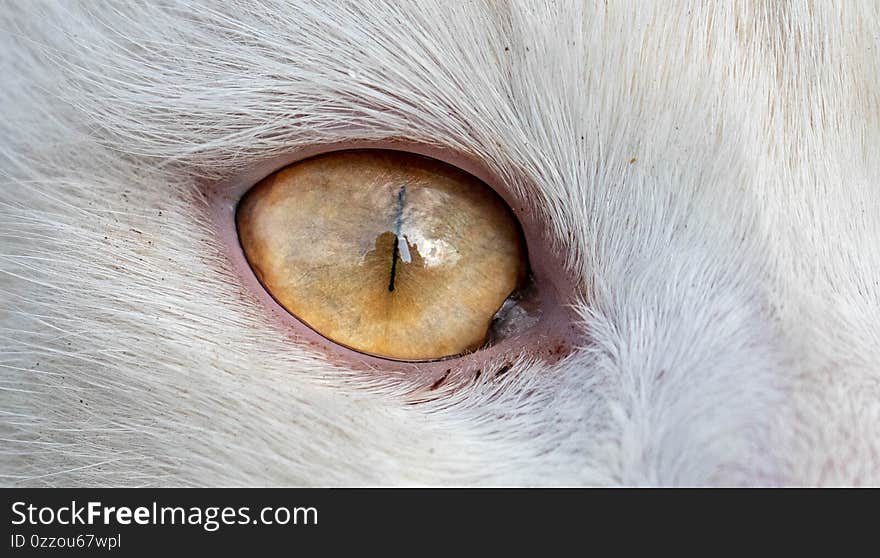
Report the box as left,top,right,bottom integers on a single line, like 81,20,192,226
236,150,527,361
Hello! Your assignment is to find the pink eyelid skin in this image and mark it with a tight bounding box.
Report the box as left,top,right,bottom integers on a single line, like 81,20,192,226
204,140,580,390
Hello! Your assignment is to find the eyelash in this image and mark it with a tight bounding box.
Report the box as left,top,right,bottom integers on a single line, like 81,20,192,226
204,141,577,389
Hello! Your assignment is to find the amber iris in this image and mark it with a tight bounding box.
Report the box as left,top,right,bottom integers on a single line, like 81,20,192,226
236,150,526,360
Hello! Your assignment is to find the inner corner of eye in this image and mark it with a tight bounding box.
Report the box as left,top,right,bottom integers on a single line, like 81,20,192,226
234,149,538,362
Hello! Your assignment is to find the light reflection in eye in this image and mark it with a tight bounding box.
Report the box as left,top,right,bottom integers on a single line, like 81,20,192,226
401,233,460,268
236,149,535,361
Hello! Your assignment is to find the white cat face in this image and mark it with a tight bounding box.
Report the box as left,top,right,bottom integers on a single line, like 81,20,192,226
1,1,878,486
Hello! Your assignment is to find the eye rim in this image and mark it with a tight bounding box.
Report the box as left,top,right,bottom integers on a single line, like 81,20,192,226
206,140,579,385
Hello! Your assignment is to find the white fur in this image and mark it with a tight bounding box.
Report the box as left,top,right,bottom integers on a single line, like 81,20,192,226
1,0,879,486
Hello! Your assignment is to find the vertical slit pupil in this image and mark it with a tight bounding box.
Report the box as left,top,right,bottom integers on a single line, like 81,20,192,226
388,235,399,292
388,186,406,292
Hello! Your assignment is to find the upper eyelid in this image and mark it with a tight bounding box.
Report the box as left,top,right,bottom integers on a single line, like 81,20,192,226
203,141,535,212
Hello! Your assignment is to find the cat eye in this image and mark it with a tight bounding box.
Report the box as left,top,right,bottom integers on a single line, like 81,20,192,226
235,149,534,361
